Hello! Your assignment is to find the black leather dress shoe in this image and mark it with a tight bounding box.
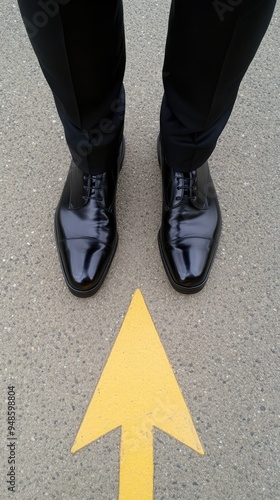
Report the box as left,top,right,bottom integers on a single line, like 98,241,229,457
158,139,222,293
54,141,124,297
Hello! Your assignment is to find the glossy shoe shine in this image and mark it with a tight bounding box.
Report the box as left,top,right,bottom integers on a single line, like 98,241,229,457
158,139,222,293
54,141,124,297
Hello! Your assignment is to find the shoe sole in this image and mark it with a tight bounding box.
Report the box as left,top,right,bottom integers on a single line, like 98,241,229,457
54,140,125,298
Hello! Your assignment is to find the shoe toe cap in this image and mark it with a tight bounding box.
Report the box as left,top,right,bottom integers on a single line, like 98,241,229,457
163,237,216,290
58,237,116,295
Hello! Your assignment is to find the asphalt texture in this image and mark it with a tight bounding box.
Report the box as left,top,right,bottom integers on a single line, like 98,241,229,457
1,1,279,499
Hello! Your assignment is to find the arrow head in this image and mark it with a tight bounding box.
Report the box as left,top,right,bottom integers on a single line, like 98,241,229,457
71,289,204,456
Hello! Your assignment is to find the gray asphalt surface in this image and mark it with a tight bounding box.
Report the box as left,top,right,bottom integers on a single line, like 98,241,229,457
1,1,279,499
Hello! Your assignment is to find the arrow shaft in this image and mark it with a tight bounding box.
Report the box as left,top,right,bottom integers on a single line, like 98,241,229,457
119,427,154,500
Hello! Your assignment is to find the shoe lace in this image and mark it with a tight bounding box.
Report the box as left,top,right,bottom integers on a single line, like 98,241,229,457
176,171,197,201
82,174,103,202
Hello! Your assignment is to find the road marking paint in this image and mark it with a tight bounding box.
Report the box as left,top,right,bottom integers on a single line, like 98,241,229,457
71,289,204,499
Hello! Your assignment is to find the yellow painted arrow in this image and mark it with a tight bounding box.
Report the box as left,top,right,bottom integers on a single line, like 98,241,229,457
71,289,204,499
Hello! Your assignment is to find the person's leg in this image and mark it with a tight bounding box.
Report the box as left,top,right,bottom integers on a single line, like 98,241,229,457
17,0,125,174
17,0,126,296
158,0,276,293
161,0,276,172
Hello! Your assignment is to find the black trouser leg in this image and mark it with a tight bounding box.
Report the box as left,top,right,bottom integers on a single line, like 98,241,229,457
161,0,276,173
17,0,125,174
